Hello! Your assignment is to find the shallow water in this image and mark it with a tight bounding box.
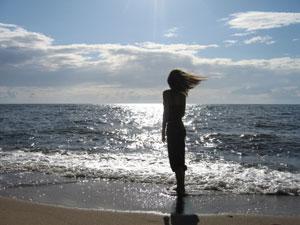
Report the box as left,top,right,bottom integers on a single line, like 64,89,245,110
0,104,299,195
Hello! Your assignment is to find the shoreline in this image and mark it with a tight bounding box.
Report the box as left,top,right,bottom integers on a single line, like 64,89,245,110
1,196,300,225
1,176,299,216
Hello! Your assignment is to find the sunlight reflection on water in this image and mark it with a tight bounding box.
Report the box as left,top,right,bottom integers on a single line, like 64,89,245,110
0,104,299,195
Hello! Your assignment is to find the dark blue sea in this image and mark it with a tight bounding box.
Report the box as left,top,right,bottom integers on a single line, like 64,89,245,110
0,104,299,195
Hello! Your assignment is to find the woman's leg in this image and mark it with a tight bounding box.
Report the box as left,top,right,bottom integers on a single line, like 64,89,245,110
175,167,185,195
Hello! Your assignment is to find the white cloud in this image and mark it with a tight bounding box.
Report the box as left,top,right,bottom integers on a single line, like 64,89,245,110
232,57,300,72
227,11,300,31
192,56,300,73
292,38,299,42
223,39,238,47
163,27,179,38
244,35,275,45
0,23,218,73
0,22,53,48
0,85,161,103
0,22,300,103
231,31,255,37
135,42,218,54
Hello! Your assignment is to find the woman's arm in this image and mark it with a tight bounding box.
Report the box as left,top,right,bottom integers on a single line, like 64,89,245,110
179,95,186,117
162,111,166,142
162,91,168,142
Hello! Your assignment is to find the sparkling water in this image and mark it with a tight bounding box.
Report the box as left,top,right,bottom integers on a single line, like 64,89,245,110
0,104,299,195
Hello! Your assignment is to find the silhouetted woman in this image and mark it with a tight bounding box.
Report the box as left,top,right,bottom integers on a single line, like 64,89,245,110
162,69,206,195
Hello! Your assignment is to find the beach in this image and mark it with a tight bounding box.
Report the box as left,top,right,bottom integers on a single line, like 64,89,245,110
1,196,300,225
1,177,300,225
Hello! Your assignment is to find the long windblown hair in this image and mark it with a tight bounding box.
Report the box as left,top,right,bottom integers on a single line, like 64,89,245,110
167,69,207,96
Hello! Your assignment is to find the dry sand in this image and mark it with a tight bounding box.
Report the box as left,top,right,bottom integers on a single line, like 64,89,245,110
0,196,299,225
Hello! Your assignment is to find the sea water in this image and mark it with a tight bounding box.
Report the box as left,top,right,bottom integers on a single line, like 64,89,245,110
0,104,299,195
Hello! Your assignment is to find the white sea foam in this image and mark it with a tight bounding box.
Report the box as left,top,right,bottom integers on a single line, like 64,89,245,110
1,149,299,195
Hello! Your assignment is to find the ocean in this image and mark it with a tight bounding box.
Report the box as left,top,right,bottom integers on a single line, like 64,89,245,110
0,104,299,196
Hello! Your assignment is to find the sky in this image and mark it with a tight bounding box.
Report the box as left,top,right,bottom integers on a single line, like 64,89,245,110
0,0,299,104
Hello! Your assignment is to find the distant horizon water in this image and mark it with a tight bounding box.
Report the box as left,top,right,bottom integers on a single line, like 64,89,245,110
1,103,300,105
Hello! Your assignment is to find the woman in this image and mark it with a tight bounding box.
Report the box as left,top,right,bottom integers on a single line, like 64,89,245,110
162,69,206,195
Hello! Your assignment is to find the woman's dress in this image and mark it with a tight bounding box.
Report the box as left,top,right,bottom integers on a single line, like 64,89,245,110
163,90,187,172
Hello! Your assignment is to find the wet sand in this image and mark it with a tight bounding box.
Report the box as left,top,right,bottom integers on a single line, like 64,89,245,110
1,176,299,216
1,176,300,225
1,196,300,225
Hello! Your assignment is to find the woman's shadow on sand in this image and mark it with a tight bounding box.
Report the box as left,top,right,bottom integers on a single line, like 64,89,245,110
163,196,199,225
